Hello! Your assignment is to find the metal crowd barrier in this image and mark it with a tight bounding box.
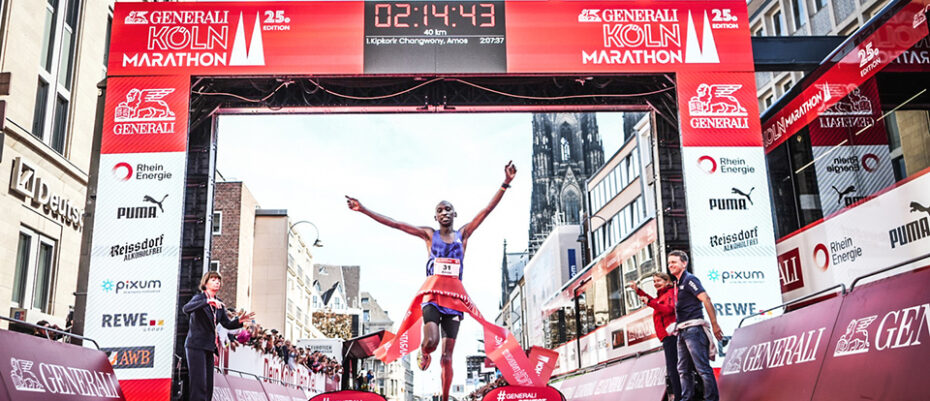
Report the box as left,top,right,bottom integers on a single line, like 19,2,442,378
216,366,314,392
0,314,101,349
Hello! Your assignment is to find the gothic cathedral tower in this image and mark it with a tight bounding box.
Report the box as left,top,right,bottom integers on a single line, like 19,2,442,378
528,113,604,256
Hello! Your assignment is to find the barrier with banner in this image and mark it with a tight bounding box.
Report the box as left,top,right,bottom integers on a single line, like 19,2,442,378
718,265,930,401
0,330,126,401
553,350,667,401
482,386,565,401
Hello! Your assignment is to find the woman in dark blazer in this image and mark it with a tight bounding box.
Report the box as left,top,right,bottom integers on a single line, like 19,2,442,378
183,271,254,401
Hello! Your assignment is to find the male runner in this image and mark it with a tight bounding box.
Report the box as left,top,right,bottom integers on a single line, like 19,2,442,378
346,161,517,401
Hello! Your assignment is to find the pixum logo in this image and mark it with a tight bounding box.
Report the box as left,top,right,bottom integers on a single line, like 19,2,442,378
10,358,44,392
888,201,930,249
102,279,162,295
707,269,765,284
105,347,155,369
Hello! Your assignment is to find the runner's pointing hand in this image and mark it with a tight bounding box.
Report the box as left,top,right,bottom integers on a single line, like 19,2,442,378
504,161,517,183
345,195,361,211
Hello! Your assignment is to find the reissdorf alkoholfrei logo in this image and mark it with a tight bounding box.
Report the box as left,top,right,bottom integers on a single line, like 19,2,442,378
777,248,805,293
709,225,759,252
117,194,168,220
688,84,749,129
709,187,754,210
104,346,155,369
112,162,173,182
120,10,268,68
110,234,164,261
697,155,756,175
889,200,930,249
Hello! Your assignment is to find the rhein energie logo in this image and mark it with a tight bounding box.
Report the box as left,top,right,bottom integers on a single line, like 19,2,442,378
110,234,164,261
688,84,749,129
709,187,754,210
698,155,755,175
888,201,930,249
113,162,173,182
117,194,168,220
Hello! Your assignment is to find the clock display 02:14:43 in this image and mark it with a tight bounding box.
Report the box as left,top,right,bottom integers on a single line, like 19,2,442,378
373,3,496,29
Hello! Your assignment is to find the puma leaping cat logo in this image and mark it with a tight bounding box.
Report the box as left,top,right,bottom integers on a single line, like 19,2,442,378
911,201,930,218
832,185,856,204
731,187,755,205
143,194,168,212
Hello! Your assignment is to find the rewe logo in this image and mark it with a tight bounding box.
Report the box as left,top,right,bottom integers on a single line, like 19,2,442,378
124,11,148,24
689,84,747,116
10,358,45,392
101,313,164,328
229,12,265,66
833,316,877,356
577,9,601,22
685,12,719,63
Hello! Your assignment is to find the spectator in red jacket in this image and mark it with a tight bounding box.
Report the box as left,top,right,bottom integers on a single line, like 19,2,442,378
630,271,681,400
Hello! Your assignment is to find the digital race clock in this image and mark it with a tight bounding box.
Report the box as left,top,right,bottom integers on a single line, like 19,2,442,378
363,1,506,73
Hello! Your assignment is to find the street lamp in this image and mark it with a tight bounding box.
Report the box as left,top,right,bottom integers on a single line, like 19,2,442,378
578,214,607,266
290,220,323,247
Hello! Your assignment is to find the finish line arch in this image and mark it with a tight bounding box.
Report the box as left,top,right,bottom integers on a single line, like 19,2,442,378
78,1,781,399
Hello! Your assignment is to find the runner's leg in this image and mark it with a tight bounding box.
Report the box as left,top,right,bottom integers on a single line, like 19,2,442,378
420,305,441,370
440,337,455,401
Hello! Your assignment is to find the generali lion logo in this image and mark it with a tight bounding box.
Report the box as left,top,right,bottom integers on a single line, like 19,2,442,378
833,316,877,356
10,358,45,392
577,9,601,22
115,89,176,122
688,84,747,116
124,11,148,24
820,87,873,116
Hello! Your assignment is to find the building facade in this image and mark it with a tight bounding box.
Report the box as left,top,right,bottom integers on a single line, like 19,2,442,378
499,239,528,309
360,291,413,401
210,179,260,310
0,0,115,330
528,113,605,255
312,264,361,339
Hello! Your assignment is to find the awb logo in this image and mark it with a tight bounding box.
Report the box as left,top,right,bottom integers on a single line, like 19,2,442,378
106,347,155,369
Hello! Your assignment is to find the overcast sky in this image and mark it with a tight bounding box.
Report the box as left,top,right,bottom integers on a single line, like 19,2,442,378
216,112,623,396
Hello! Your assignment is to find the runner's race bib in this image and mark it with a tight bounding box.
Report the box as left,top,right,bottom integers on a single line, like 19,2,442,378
434,258,462,277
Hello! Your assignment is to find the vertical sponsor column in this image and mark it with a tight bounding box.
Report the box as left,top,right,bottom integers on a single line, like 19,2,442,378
84,75,190,400
809,78,895,216
676,72,784,334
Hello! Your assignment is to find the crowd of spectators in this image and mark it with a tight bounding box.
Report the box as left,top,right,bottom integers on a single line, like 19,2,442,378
219,309,343,381
466,377,507,400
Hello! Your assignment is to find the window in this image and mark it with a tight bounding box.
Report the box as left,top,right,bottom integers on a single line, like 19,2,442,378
363,310,370,322
753,25,766,37
772,11,784,36
813,0,827,12
792,0,806,29
560,137,571,162
212,211,222,235
12,228,57,313
34,0,81,155
764,94,775,109
782,81,793,96
210,261,219,272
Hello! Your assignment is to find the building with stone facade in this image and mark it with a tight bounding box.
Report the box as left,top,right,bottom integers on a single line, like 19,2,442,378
0,0,115,330
498,239,528,309
210,179,260,310
359,291,413,401
527,113,604,256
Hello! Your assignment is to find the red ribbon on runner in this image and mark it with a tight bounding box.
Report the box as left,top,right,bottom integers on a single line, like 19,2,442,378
374,275,549,387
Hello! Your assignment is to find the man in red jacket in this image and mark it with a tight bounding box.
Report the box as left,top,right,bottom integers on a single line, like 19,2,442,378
630,270,681,400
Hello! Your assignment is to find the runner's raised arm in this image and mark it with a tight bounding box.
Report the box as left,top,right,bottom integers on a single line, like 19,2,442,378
460,161,517,242
346,195,432,244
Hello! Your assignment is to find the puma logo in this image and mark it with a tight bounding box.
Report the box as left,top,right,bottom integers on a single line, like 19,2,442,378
143,194,168,212
832,185,856,205
911,201,930,217
731,187,754,205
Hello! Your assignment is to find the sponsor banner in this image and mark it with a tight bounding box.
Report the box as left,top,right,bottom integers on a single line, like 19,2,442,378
212,374,234,401
0,329,126,400
308,390,387,401
287,386,308,401
677,72,762,147
84,152,187,385
762,0,930,153
887,36,930,72
556,350,665,401
226,375,270,401
718,296,843,401
576,308,660,370
680,147,783,333
811,266,930,401
101,76,190,154
615,351,667,401
223,346,321,395
506,0,754,73
775,169,930,299
482,386,564,401
259,381,293,401
809,78,895,216
109,2,363,76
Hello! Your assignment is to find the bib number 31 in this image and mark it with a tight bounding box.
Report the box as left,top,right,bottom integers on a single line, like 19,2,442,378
435,258,462,277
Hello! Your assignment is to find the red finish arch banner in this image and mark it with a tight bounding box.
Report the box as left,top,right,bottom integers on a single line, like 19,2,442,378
91,0,782,399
